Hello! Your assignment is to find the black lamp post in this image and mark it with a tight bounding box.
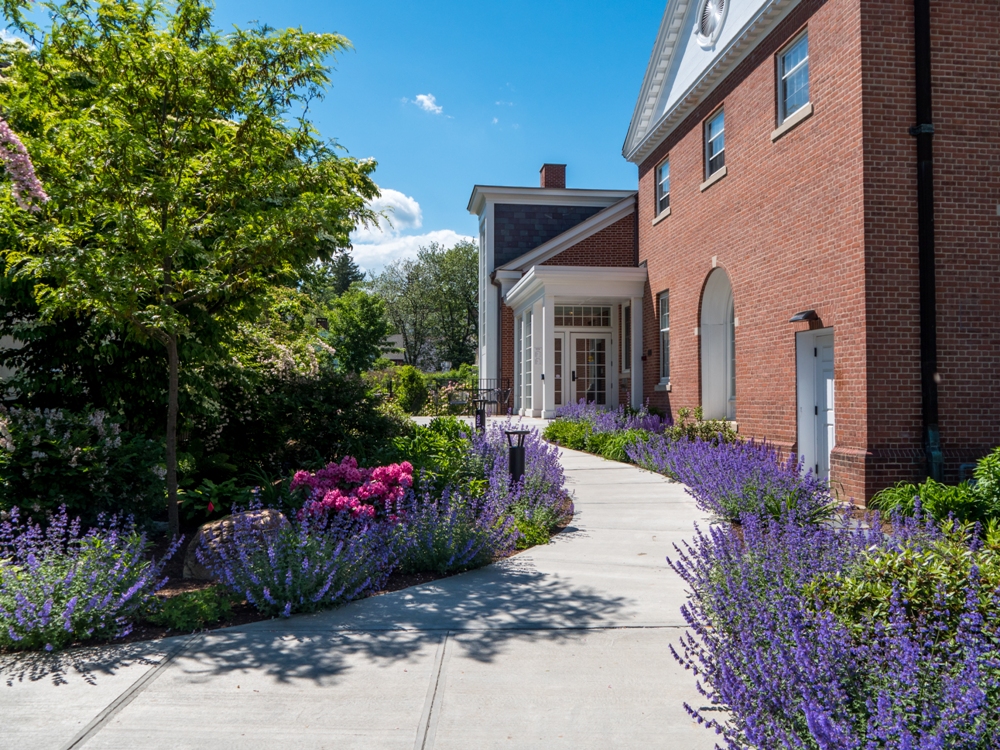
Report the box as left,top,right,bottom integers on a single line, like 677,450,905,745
504,429,531,484
471,397,486,433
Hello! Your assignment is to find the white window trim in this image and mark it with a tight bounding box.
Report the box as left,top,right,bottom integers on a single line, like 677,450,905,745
622,304,632,374
777,30,810,126
655,158,670,216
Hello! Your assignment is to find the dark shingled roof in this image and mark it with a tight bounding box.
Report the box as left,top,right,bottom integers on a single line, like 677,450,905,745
494,204,603,267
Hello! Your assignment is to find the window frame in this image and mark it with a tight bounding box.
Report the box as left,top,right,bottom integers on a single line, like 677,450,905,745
704,108,725,179
655,159,670,216
659,291,670,385
777,30,809,125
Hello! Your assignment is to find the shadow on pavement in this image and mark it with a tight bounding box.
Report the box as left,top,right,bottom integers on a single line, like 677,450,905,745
0,640,170,688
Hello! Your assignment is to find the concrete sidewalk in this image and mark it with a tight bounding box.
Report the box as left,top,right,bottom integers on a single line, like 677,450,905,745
2,449,716,750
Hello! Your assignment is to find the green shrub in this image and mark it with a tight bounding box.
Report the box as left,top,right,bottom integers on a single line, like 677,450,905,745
870,478,987,525
665,407,739,444
974,446,1000,511
586,428,651,463
515,515,552,549
395,365,428,414
143,585,239,632
805,522,1000,642
0,406,164,524
392,417,480,492
542,420,591,450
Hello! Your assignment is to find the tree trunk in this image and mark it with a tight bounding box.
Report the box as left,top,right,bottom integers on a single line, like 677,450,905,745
165,333,180,537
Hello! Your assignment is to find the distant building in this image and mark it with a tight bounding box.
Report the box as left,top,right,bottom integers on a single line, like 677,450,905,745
471,0,1000,502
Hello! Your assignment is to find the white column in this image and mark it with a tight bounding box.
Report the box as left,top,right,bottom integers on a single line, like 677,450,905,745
541,295,556,418
631,295,643,410
530,299,544,417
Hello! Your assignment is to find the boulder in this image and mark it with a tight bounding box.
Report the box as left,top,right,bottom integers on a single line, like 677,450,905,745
182,508,289,580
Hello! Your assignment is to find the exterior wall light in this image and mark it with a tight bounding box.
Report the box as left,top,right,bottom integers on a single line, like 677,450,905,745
789,310,819,323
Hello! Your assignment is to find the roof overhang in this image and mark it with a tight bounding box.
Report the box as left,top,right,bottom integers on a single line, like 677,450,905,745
505,266,648,314
498,194,637,272
467,185,635,216
623,0,802,165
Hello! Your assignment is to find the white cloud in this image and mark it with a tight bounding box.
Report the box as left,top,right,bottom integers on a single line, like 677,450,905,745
352,188,422,244
349,188,471,273
491,117,498,125
414,93,443,114
351,229,474,274
0,28,32,48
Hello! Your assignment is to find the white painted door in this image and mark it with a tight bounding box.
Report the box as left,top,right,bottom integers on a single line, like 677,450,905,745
570,334,611,406
815,333,835,479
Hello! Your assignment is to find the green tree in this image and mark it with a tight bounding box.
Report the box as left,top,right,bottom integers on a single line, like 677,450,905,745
0,0,378,535
329,288,391,374
370,255,438,367
300,253,365,307
426,240,478,367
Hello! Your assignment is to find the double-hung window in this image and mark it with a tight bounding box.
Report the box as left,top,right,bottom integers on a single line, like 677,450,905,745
659,291,670,384
778,32,809,123
705,109,725,177
656,159,670,215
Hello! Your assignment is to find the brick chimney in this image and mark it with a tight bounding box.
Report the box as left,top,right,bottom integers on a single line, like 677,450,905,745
539,163,566,189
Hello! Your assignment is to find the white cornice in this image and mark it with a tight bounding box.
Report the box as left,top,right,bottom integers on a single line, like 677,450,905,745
467,186,634,216
505,266,648,313
498,195,637,273
623,0,801,165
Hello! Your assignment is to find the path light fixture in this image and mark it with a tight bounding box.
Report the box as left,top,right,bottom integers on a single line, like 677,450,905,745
504,429,531,484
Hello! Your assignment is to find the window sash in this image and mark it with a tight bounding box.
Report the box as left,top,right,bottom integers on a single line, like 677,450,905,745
656,160,670,214
706,111,725,176
779,34,809,122
659,292,670,383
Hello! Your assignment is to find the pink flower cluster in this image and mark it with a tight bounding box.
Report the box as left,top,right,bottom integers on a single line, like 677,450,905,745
0,116,49,212
292,456,413,522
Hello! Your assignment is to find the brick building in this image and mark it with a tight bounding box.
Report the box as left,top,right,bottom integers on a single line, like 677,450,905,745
471,0,1000,501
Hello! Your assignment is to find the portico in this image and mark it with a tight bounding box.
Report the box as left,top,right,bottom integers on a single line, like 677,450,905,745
502,266,647,418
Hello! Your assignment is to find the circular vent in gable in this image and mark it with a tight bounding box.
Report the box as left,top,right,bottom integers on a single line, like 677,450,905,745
697,0,727,45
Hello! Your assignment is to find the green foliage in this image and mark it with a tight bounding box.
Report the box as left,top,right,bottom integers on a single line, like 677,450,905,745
0,406,164,524
666,407,739,444
143,585,238,632
328,288,392,374
395,366,429,415
585,429,651,463
542,420,592,450
974,446,1000,509
298,254,365,308
392,417,481,493
179,479,250,523
870,478,990,525
370,241,478,368
805,522,1000,643
515,515,552,550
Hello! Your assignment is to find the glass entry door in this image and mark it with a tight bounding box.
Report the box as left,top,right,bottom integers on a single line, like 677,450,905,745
570,334,610,406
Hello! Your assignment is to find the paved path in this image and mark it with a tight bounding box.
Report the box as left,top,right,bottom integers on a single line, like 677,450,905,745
3,449,715,750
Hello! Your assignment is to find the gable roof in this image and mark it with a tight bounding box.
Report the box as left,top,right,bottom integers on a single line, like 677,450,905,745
623,0,803,165
497,194,636,272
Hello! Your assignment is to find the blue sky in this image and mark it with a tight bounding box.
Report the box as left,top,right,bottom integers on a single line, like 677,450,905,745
8,1,667,272
208,0,668,271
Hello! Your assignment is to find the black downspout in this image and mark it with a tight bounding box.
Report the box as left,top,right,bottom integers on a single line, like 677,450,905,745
909,0,943,481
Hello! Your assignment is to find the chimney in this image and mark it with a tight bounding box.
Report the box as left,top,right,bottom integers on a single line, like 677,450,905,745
539,163,566,189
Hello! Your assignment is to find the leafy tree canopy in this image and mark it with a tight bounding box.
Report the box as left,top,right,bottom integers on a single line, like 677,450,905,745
0,0,379,533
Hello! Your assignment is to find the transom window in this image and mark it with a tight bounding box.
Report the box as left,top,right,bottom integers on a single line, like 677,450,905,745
656,159,670,214
659,292,670,384
705,109,725,177
554,306,611,327
779,32,809,123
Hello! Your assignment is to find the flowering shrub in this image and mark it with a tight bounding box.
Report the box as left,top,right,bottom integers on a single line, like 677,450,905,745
291,456,413,521
629,436,836,524
195,505,393,617
553,400,670,435
0,115,49,212
0,406,164,524
392,485,518,574
0,506,178,651
670,513,1000,747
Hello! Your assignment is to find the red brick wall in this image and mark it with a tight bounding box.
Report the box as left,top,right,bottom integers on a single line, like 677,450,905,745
636,0,870,501
540,213,636,267
500,302,515,414
635,0,1000,501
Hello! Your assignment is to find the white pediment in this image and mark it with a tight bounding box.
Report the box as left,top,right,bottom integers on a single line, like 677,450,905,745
624,0,802,165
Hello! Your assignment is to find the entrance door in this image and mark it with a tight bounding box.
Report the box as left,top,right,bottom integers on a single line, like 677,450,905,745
570,334,610,406
796,329,835,480
815,333,835,479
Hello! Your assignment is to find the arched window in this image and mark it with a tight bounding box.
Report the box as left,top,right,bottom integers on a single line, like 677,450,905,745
700,268,736,420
